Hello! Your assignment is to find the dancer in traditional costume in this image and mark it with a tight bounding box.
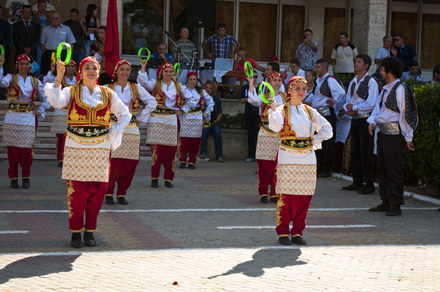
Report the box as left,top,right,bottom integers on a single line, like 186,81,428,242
43,60,77,167
137,61,190,188
0,54,49,189
104,59,157,205
45,57,131,248
179,72,214,169
268,76,333,245
247,71,287,204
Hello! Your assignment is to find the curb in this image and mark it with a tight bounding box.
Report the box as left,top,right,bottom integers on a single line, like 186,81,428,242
331,172,440,206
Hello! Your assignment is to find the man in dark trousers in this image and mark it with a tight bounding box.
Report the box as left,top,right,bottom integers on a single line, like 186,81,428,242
13,5,40,60
367,56,418,216
239,72,260,162
342,54,380,194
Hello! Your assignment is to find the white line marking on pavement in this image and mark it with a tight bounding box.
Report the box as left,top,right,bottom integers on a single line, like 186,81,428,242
0,230,29,234
217,224,376,230
0,207,437,214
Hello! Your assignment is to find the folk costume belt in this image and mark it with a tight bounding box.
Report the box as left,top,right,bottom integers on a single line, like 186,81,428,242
188,107,202,113
317,106,331,117
8,102,35,112
110,113,137,124
260,122,275,133
378,122,400,135
152,107,176,115
352,113,370,119
67,125,109,138
281,138,313,150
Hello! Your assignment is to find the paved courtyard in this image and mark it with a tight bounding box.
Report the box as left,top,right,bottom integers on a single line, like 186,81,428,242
0,159,439,291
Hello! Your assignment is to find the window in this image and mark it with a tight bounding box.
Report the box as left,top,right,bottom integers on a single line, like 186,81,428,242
323,7,346,60
238,2,277,61
421,13,440,68
391,11,417,49
121,0,165,55
280,5,305,63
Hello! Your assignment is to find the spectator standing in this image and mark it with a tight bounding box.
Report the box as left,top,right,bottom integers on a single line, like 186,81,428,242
304,69,316,105
31,0,50,28
374,35,392,65
295,29,319,71
40,11,76,75
82,4,100,57
13,5,40,61
331,32,358,80
401,60,424,82
172,27,196,65
3,0,29,23
63,8,86,65
151,43,174,63
391,35,417,72
239,72,260,162
203,23,238,60
200,80,224,162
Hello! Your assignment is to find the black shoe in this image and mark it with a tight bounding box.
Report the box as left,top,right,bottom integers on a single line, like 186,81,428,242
10,179,19,189
151,179,159,188
117,197,128,205
165,181,174,188
270,196,278,203
84,231,96,247
291,236,306,245
57,161,63,168
317,172,331,178
368,201,391,212
22,179,30,189
358,184,375,194
278,237,291,245
71,232,83,248
105,196,115,205
260,196,269,204
385,205,402,216
179,163,186,169
188,164,196,169
342,183,362,191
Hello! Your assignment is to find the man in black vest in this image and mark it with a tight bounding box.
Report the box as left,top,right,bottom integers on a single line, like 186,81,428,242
342,54,380,194
367,57,418,216
313,59,346,177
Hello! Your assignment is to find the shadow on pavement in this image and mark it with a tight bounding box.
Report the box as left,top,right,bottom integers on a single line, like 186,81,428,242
0,254,80,285
208,248,306,279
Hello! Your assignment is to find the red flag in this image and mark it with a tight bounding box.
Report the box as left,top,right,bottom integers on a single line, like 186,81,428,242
104,0,119,75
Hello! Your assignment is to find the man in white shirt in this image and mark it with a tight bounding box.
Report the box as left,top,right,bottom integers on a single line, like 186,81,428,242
342,54,380,194
367,57,418,216
331,32,358,84
313,59,346,177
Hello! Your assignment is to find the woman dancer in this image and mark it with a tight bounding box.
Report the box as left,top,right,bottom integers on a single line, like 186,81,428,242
247,72,287,204
45,57,131,248
179,72,214,169
268,76,332,245
0,54,49,189
105,59,157,205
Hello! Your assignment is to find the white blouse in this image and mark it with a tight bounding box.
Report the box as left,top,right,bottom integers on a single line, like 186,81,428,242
269,104,333,164
181,86,214,121
137,72,190,113
247,87,286,114
44,83,132,150
0,68,50,126
109,83,157,125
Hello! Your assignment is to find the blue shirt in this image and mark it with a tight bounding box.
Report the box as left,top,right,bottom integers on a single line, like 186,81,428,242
375,47,390,60
151,52,174,63
206,34,238,59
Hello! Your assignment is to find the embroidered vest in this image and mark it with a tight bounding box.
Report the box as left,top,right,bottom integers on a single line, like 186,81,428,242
7,74,38,101
319,75,341,99
108,83,140,115
349,75,379,100
152,80,184,110
279,103,314,150
67,85,112,127
384,82,419,130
